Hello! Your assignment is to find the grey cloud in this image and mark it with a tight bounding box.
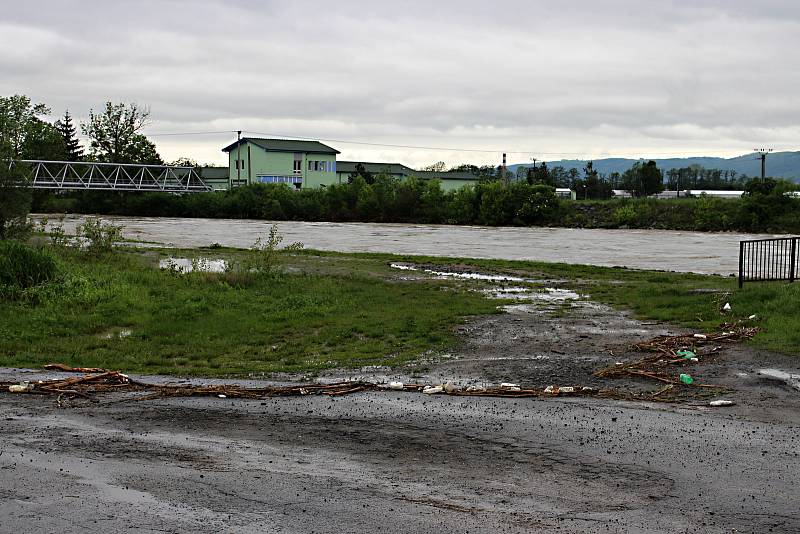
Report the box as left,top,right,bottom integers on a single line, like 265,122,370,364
1,0,799,166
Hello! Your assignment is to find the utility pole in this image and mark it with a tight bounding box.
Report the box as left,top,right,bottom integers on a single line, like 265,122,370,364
755,148,773,181
527,157,537,185
236,130,242,186
502,153,507,186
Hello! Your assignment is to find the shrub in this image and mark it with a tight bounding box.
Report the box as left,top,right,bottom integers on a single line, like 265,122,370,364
78,217,123,255
612,204,637,227
241,224,304,276
0,240,60,290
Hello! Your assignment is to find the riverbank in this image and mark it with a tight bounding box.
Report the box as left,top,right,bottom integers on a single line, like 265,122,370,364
1,243,796,378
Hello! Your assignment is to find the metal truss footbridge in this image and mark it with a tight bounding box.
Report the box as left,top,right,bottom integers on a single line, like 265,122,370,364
10,160,212,193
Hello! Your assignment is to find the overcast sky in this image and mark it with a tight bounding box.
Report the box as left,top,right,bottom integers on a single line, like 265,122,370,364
2,0,799,167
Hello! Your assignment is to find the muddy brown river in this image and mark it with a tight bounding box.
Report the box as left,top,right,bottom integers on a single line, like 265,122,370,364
42,215,786,275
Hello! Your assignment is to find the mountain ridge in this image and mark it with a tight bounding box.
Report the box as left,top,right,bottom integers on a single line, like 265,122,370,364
508,151,800,180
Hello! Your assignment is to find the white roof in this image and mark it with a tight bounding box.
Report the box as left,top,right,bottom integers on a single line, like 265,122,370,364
689,190,744,195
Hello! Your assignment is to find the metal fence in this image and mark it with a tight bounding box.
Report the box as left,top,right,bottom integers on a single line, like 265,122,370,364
739,237,798,288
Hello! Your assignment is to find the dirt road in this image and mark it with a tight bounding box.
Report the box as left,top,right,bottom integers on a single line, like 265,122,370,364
2,382,799,533
3,292,800,533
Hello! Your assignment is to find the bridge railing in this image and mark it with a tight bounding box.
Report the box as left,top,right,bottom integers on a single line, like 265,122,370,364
10,160,212,193
739,237,798,288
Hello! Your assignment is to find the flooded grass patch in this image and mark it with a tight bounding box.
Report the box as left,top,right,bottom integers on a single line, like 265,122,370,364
0,249,500,376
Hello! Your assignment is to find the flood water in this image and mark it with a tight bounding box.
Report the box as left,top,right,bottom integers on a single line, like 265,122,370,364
41,214,787,275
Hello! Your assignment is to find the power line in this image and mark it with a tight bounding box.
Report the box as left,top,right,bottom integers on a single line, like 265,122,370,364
145,130,237,137
106,128,796,160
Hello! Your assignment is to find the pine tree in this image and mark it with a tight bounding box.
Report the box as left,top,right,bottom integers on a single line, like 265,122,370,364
54,110,83,161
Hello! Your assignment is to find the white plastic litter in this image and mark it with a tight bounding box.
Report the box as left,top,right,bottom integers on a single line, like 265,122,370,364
559,386,575,393
8,382,32,393
723,302,731,311
217,394,226,398
544,385,556,394
422,385,443,394
387,381,404,390
443,383,459,394
693,334,707,339
748,314,757,320
709,400,735,407
500,382,520,389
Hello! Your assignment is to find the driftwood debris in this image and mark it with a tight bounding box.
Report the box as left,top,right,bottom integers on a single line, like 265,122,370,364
594,326,757,389
0,367,650,405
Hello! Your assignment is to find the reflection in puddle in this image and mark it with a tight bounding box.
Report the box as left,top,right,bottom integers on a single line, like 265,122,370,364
484,286,580,303
390,263,525,282
391,263,582,304
160,257,228,273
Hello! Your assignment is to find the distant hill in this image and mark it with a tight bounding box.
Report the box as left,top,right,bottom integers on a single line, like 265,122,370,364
508,151,800,181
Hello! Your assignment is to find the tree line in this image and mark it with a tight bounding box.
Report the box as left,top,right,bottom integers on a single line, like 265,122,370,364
0,94,163,164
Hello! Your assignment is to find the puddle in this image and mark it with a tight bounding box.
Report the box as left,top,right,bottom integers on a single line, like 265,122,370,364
531,288,580,301
488,287,581,303
759,369,800,391
390,263,525,282
160,257,228,274
482,287,532,299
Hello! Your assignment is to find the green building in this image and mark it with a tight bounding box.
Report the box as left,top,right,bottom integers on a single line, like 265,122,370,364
334,161,415,184
414,170,481,191
335,161,480,191
217,137,479,192
199,166,231,191
222,138,340,190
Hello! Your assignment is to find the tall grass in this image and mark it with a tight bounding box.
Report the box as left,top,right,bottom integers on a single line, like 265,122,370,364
0,240,60,290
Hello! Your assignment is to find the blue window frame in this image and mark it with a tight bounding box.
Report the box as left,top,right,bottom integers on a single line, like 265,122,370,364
257,175,303,184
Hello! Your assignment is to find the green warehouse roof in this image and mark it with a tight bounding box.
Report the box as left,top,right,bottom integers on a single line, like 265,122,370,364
414,170,481,181
222,137,340,155
336,161,415,175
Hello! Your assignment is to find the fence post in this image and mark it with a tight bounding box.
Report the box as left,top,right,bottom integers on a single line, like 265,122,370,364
791,238,797,283
739,241,745,289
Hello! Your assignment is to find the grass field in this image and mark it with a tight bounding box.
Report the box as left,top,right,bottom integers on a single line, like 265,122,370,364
0,244,797,376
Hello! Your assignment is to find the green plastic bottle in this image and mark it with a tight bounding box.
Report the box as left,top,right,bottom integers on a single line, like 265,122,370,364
679,373,694,385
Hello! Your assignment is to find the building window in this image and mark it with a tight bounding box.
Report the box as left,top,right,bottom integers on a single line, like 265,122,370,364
293,153,302,175
306,160,333,172
257,175,303,185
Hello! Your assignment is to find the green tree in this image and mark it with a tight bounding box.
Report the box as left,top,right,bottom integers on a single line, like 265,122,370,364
581,161,612,199
0,150,32,239
621,160,664,197
348,162,375,185
168,157,199,167
0,95,66,160
526,162,553,186
82,102,163,164
421,161,446,172
54,110,84,161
